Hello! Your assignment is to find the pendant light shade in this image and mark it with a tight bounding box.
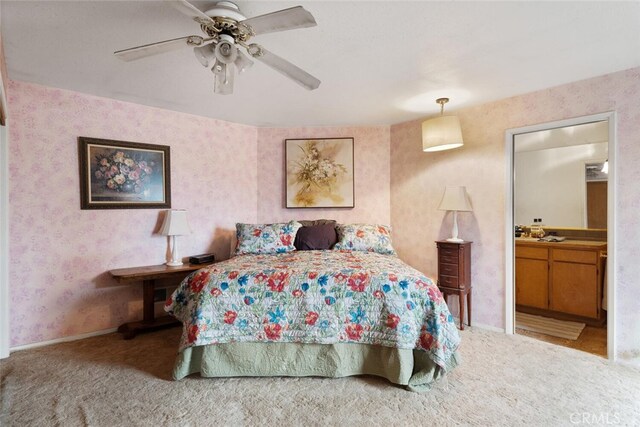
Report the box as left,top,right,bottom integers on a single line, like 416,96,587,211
422,98,464,152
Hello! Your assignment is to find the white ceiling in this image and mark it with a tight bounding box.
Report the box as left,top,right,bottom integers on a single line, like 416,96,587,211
2,1,639,127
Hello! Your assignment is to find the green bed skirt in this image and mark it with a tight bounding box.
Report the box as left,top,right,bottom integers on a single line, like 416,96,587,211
173,343,460,392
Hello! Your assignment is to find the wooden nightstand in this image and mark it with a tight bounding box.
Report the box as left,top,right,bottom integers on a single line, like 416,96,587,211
110,262,213,339
436,240,472,330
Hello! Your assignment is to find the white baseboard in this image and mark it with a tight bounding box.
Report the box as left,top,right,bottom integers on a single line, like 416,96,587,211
452,318,505,333
9,327,118,353
616,357,640,369
469,321,505,333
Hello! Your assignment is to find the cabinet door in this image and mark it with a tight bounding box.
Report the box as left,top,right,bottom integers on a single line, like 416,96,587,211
550,261,598,318
515,258,549,309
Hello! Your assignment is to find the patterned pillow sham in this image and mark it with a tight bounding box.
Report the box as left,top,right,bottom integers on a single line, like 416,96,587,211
236,221,302,255
333,223,396,255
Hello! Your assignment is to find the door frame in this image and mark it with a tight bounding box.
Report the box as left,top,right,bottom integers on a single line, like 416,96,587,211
504,111,616,361
0,124,9,359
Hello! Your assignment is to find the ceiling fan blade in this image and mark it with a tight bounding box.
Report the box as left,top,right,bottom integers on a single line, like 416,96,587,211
239,6,316,36
114,36,204,61
166,0,213,24
247,44,320,90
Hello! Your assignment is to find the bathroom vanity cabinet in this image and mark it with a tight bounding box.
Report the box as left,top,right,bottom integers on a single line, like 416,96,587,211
515,239,606,321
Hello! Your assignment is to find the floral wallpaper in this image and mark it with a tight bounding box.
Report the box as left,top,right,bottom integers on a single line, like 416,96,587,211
390,67,640,362
7,66,640,365
7,81,258,346
6,82,391,347
256,126,390,225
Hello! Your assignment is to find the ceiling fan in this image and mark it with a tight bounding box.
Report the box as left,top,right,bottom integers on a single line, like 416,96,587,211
114,0,321,95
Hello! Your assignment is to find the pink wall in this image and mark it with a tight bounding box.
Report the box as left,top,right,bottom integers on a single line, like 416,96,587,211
6,82,391,347
390,67,640,362
256,127,390,225
8,67,639,364
7,81,257,346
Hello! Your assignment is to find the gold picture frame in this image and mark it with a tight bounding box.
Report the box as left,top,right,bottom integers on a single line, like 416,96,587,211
285,138,354,208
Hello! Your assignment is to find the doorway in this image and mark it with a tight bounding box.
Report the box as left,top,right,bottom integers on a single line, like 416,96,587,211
504,112,616,360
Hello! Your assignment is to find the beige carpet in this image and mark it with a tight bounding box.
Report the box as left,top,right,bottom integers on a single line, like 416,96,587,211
2,327,639,426
516,312,586,340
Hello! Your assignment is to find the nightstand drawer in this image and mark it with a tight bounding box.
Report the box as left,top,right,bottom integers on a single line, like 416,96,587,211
438,274,459,288
439,263,459,277
439,252,459,264
438,246,459,259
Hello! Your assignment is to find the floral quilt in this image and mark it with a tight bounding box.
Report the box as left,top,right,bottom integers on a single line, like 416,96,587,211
165,250,460,370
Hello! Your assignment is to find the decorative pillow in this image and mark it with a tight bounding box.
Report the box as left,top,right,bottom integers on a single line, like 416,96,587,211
294,223,338,251
235,221,302,255
298,219,336,227
334,223,396,255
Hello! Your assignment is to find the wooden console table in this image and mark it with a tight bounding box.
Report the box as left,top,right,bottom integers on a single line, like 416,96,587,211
110,262,213,339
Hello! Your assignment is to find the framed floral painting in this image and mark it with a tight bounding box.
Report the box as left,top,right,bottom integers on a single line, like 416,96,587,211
78,137,171,209
285,137,354,208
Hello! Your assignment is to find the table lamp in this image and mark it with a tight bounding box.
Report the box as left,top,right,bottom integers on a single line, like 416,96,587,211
159,209,190,266
438,186,472,242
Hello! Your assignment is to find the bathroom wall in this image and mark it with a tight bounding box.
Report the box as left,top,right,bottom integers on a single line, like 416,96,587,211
515,142,608,227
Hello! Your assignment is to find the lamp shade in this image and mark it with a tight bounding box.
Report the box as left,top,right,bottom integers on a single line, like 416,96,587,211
438,186,472,212
159,209,191,236
422,115,464,152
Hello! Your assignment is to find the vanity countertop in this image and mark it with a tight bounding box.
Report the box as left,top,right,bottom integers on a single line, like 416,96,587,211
516,237,607,249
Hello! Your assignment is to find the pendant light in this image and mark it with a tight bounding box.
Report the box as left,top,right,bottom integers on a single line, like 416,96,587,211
422,98,464,152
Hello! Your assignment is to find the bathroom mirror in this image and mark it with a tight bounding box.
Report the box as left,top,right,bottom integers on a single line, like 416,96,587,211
514,120,608,230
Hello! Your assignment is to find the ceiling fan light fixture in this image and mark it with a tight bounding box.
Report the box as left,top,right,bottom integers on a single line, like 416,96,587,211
234,50,254,73
193,43,216,67
214,34,238,65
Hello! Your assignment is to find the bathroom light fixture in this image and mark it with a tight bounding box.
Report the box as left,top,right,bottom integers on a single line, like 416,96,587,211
438,186,473,242
422,98,464,152
159,209,191,266
601,159,609,174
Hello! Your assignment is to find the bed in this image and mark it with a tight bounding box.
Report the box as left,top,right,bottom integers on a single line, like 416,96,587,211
164,222,461,392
